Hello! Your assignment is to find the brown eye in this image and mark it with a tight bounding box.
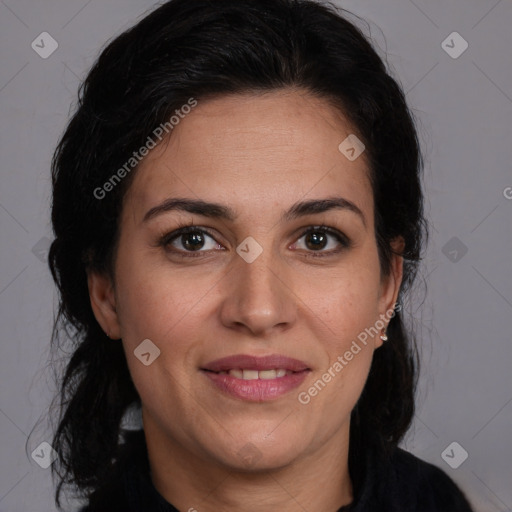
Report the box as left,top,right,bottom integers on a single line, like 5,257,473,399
304,231,328,250
179,231,206,251
294,226,351,256
160,227,222,255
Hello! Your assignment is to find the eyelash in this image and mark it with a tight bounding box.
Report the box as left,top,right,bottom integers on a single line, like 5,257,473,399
157,223,352,259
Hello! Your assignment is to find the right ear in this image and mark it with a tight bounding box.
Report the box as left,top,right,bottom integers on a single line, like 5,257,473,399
87,270,121,339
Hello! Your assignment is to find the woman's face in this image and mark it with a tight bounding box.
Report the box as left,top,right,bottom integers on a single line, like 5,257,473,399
89,89,402,471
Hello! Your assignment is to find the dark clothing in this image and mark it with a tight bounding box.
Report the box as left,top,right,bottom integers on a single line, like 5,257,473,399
81,429,474,512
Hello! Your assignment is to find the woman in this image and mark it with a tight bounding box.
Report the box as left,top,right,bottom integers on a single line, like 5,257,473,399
48,0,475,510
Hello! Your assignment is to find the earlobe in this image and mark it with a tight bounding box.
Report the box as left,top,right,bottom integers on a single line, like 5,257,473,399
87,270,121,339
376,237,405,347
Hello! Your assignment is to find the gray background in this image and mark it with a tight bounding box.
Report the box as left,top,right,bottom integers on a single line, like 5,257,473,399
0,0,511,511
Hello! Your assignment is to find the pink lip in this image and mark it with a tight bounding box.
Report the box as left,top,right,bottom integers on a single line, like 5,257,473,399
201,354,310,372
202,370,309,402
201,354,311,402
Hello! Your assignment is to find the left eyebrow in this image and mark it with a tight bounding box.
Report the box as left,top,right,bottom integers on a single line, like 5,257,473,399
142,196,366,228
283,197,366,228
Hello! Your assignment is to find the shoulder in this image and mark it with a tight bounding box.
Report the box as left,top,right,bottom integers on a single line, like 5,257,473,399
384,447,474,512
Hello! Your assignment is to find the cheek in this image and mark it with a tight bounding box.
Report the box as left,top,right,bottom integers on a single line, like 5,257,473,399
114,253,214,394
293,256,381,404
295,260,381,339
114,248,206,343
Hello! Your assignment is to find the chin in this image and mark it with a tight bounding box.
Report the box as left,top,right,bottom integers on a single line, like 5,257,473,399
206,431,306,472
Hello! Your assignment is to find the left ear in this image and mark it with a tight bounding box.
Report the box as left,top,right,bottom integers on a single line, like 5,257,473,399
376,236,405,347
87,269,122,340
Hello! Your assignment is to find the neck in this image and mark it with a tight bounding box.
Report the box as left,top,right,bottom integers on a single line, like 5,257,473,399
144,420,353,512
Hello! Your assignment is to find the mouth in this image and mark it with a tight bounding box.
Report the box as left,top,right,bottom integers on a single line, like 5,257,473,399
201,353,310,373
203,368,297,380
200,354,311,401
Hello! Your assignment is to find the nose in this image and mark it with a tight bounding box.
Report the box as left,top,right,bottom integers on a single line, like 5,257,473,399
218,244,297,338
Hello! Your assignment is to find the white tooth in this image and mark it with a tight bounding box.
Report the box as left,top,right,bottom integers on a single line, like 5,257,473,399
242,369,259,380
259,369,277,380
227,368,289,379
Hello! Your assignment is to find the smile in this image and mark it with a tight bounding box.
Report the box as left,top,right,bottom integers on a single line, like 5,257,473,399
200,354,311,401
215,368,293,379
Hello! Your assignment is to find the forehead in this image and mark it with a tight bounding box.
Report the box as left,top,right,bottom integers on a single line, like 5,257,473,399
124,90,373,225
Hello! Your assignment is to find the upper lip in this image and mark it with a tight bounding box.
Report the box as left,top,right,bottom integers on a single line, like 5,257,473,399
201,354,310,372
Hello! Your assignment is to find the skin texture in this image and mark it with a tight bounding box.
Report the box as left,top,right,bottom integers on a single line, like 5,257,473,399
88,89,404,512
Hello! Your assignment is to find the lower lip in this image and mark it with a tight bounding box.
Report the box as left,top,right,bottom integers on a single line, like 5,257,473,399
201,370,310,402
